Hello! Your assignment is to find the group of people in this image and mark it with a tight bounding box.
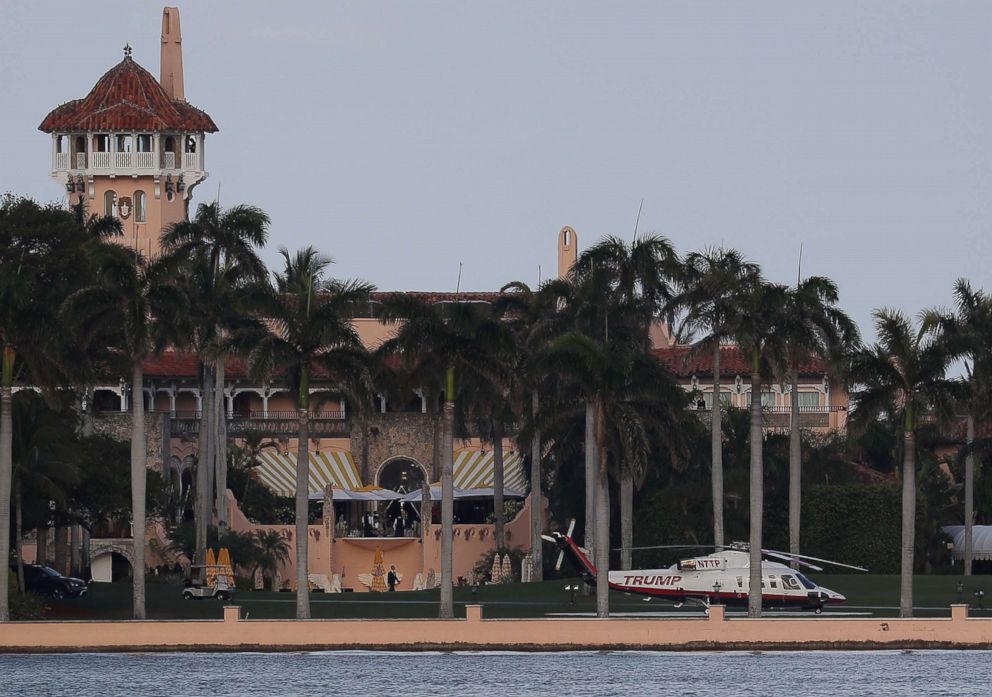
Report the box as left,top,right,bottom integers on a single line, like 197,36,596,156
350,508,418,538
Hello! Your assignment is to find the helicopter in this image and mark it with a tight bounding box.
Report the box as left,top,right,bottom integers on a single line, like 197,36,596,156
543,520,867,613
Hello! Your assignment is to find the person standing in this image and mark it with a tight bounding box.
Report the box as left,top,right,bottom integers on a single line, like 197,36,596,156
387,565,399,592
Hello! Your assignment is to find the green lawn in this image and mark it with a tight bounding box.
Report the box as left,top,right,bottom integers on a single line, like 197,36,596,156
37,574,992,621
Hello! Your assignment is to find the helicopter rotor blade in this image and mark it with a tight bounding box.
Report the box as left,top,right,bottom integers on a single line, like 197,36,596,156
762,550,823,572
540,535,556,544
565,518,576,539
555,549,565,572
611,544,723,552
762,548,869,573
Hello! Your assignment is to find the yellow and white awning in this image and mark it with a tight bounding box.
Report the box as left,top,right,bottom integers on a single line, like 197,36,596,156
453,449,527,492
255,449,362,497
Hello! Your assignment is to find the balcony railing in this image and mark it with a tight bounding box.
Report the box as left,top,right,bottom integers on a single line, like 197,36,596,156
55,150,201,175
90,152,111,169
169,410,349,437
690,404,846,429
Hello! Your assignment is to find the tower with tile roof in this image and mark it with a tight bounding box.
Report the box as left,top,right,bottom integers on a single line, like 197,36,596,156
39,7,217,258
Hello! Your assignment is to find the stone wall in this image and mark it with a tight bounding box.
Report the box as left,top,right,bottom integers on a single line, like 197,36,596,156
90,412,168,472
349,412,441,484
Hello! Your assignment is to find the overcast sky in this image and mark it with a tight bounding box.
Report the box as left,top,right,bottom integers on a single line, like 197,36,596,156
2,1,990,342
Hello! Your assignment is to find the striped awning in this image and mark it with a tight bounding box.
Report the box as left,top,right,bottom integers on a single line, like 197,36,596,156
453,449,527,492
255,449,363,497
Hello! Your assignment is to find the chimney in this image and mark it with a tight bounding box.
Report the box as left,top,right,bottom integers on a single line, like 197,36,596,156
160,7,185,101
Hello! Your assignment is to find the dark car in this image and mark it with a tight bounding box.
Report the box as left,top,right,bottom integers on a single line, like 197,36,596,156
14,564,87,599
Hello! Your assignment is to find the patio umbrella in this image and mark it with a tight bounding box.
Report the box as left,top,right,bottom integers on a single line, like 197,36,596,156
399,484,504,502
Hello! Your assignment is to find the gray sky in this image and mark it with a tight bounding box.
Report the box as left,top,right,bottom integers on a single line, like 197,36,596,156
3,1,991,342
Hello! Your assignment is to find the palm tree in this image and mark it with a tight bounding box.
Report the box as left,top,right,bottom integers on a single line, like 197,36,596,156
850,309,959,617
923,280,992,576
379,295,514,618
244,247,373,619
728,276,789,617
0,195,119,621
63,245,186,618
10,392,78,592
567,234,678,569
161,202,269,542
671,248,758,548
780,277,859,564
253,529,292,590
495,281,565,581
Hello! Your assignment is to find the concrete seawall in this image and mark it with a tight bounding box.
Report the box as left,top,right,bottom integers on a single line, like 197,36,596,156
2,605,990,653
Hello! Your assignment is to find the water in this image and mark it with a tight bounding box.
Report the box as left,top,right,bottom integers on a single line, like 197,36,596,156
1,650,987,696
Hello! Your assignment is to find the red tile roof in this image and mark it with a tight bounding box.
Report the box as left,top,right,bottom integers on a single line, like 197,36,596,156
654,345,828,378
39,57,217,133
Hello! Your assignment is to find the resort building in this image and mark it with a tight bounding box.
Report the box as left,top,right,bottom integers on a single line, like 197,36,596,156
27,7,849,591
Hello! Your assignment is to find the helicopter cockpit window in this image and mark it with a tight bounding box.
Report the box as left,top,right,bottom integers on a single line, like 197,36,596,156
795,573,817,590
781,575,802,591
736,576,743,588
768,575,778,589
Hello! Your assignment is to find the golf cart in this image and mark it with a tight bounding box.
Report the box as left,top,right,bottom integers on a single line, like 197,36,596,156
182,566,235,601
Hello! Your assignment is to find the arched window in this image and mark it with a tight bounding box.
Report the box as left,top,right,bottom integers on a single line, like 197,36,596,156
104,190,117,217
134,190,146,223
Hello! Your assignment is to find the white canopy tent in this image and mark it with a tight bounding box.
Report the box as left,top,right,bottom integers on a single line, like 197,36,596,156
399,484,527,502
942,526,992,561
308,486,404,502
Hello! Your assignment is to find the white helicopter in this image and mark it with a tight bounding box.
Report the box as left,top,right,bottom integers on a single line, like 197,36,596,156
543,521,867,612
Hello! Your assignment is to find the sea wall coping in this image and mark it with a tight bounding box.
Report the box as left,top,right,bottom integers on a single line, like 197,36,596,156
1,604,990,652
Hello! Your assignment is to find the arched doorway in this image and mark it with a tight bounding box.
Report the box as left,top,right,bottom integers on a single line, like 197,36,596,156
377,457,426,494
376,458,426,537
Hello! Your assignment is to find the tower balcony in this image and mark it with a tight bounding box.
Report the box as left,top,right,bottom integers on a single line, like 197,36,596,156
50,132,205,179
52,150,202,176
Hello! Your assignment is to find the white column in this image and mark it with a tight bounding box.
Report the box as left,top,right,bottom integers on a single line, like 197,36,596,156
262,393,269,418
119,379,128,412
168,387,176,416
339,399,346,418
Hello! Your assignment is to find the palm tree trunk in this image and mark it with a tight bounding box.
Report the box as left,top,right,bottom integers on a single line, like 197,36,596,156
194,363,213,574
36,525,48,567
583,400,597,561
788,367,801,567
14,481,24,593
54,525,68,576
747,365,764,618
214,359,228,532
131,362,147,619
493,422,505,550
899,426,916,618
529,389,543,582
295,408,311,619
711,344,724,547
964,413,975,576
439,391,455,618
0,347,14,621
70,523,80,578
620,475,633,570
594,399,610,618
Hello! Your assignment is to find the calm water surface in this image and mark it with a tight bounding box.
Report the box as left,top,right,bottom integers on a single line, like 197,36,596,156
1,651,988,696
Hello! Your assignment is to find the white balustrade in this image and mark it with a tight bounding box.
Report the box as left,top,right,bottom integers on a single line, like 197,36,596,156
114,151,133,168
163,152,176,169
54,152,69,170
136,151,155,169
183,152,200,170
75,153,87,169
90,152,111,169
